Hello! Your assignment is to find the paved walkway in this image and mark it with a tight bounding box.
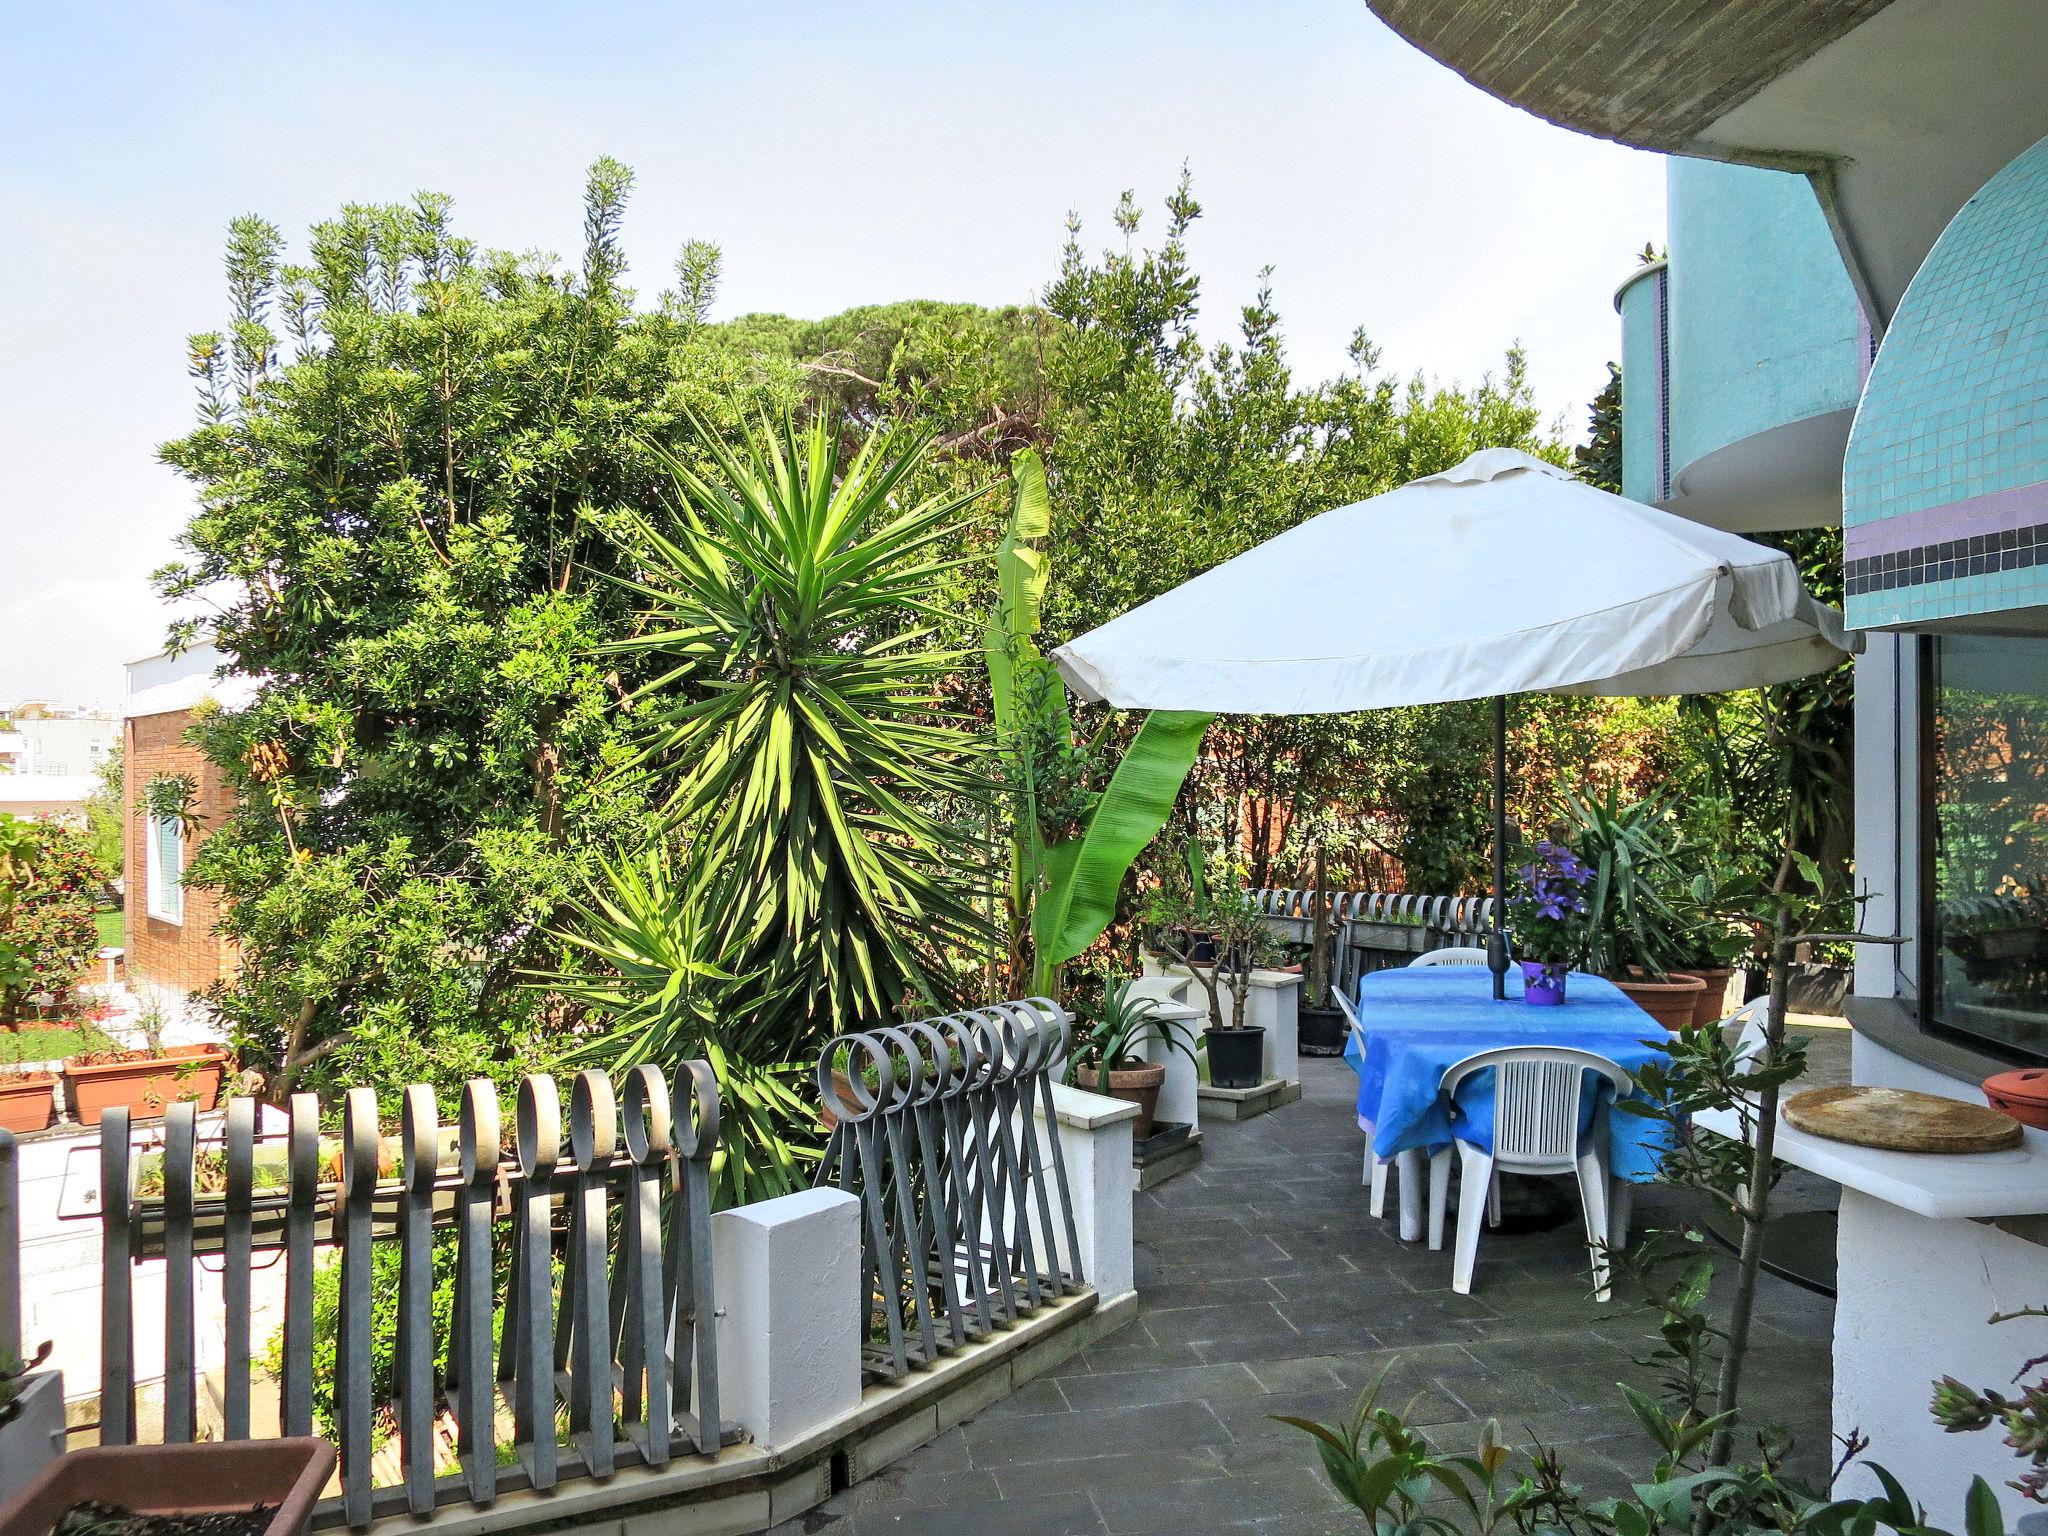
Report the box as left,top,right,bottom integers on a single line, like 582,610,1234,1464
774,1055,1835,1536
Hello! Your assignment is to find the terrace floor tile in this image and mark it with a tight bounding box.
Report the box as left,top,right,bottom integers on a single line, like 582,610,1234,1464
770,1056,1834,1536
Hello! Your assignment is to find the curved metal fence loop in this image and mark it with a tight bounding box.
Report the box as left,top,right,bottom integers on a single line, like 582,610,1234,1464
670,1058,719,1165
816,999,1085,1382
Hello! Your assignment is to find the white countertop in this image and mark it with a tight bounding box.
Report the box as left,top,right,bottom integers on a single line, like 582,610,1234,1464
1695,1104,2048,1219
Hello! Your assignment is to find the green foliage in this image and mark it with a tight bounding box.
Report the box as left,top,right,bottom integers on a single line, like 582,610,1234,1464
1031,710,1214,993
0,819,101,1020
156,162,809,1102
1279,1249,2007,1536
1564,787,1692,978
1273,1367,1517,1536
983,446,1211,996
1034,175,1577,899
532,847,812,1207
1144,851,1279,1030
606,413,995,1043
83,747,124,882
263,1232,480,1448
1575,362,1623,494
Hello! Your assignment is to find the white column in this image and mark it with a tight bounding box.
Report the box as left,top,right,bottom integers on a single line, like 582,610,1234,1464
1852,633,1913,1000
1835,1192,2041,1523
1032,1084,1138,1305
712,1186,863,1451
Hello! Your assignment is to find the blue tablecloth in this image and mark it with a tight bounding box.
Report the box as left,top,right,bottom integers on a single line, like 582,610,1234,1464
1346,968,1675,1181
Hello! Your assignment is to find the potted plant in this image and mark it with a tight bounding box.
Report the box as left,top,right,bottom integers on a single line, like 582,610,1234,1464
0,1072,54,1135
60,992,229,1128
1296,842,1347,1055
1505,839,1593,1004
1566,788,1703,1029
1064,979,1198,1140
0,1437,336,1536
1146,854,1276,1090
1665,865,1757,1028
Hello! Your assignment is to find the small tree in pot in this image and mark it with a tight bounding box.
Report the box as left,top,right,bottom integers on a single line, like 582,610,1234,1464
1296,840,1348,1056
1146,853,1277,1089
1065,979,1198,1140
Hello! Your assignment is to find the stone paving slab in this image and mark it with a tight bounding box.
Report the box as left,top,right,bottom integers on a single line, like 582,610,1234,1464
771,1056,1833,1536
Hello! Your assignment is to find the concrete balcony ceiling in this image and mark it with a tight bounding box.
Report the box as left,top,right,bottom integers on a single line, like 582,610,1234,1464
1365,0,2048,324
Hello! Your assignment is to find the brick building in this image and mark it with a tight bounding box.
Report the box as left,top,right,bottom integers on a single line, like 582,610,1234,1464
121,646,257,1000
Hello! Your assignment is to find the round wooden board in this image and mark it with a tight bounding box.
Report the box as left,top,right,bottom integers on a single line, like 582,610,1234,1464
1783,1085,2023,1154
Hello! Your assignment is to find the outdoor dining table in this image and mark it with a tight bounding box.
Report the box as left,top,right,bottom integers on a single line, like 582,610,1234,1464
1345,966,1676,1244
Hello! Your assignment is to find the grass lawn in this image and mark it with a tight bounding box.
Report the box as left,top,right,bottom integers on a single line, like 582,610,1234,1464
0,1024,107,1067
94,908,124,952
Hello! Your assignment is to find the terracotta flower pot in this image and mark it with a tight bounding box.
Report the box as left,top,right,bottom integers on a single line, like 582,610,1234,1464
819,1068,859,1132
1103,1060,1167,1142
1614,973,1707,1031
1984,1068,2048,1131
0,1436,335,1536
0,1073,56,1135
61,1043,229,1127
1672,967,1736,1028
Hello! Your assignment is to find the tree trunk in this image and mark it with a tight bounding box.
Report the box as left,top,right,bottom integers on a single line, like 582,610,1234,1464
1707,912,1792,1469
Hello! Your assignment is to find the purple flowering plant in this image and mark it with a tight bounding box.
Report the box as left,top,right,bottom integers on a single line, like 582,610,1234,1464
1507,840,1593,974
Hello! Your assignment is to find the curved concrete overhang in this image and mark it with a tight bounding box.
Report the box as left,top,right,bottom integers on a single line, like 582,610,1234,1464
1664,408,1853,534
1365,0,2048,325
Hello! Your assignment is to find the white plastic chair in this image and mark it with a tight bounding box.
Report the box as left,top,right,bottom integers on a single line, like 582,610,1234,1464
1408,946,1491,967
1440,1045,1633,1299
1338,989,1427,1228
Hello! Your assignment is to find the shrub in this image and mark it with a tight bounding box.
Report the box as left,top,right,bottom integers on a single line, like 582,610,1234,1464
0,818,101,1021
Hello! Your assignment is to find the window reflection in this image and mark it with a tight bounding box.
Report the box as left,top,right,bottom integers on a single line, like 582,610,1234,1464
1930,634,2048,1056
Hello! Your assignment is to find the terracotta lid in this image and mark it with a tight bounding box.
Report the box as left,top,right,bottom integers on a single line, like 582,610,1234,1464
1984,1068,2048,1109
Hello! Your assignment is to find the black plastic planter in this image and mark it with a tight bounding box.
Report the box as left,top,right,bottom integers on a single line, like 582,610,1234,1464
1205,1026,1266,1089
1298,1004,1347,1057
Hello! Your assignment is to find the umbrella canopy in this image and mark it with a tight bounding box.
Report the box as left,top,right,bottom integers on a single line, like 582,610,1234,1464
1052,448,1852,714
1050,446,1856,1001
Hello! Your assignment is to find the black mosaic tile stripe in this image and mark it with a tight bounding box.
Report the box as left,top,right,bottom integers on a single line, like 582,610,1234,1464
1843,520,2048,596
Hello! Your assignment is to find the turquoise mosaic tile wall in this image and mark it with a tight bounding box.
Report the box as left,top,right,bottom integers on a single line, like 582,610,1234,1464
1845,133,2048,627
1616,263,1666,506
1665,159,1861,479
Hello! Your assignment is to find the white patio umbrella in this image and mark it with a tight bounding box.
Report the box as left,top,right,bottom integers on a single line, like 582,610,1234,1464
1051,447,1855,998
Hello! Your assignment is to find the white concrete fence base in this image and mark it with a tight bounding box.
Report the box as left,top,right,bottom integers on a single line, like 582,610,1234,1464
712,1187,864,1452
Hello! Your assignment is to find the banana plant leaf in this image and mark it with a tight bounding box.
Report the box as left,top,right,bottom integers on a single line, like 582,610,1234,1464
1032,708,1214,986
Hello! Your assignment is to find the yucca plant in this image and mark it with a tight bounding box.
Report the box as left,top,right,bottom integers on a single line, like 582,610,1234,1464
534,846,815,1207
606,412,996,1053
1564,785,1690,978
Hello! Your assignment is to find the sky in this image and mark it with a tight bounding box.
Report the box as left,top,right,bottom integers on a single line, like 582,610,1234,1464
0,0,1665,710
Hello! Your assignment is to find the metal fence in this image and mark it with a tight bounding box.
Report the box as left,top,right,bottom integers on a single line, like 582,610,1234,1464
1255,888,1496,997
816,1000,1083,1384
93,1063,725,1528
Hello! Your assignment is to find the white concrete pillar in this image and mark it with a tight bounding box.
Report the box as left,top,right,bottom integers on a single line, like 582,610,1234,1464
712,1186,862,1451
1124,977,1204,1132
1244,969,1301,1086
1032,1084,1138,1305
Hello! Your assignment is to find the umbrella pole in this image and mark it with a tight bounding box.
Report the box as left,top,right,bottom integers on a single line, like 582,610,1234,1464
1489,694,1509,1001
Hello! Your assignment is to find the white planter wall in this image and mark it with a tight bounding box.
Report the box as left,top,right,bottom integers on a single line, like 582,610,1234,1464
1029,1084,1138,1304
711,1186,863,1451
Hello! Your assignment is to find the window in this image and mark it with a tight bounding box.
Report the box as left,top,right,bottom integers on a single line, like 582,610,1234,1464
1925,634,2048,1058
146,813,184,925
